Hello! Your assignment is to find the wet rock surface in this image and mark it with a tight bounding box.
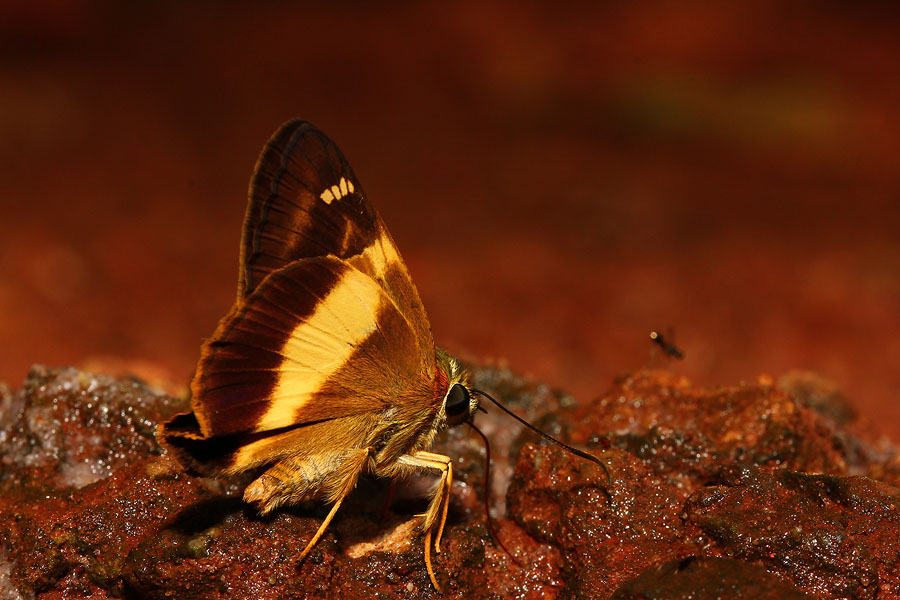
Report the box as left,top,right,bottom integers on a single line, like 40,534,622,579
610,556,814,600
0,365,897,599
0,365,183,493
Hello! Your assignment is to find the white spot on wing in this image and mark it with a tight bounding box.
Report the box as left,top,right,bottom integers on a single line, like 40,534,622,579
319,177,354,204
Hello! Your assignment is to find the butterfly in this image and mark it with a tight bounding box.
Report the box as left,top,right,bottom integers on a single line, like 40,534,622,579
158,119,479,590
157,119,607,592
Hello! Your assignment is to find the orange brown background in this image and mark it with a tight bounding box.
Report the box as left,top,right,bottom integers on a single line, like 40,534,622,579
2,2,899,438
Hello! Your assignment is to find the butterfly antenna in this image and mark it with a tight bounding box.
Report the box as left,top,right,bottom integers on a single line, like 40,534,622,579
466,421,521,566
471,389,610,487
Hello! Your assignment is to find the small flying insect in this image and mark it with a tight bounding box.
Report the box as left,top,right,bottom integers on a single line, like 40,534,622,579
650,330,684,360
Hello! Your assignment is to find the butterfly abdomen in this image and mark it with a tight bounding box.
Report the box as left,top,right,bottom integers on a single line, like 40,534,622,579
244,446,374,513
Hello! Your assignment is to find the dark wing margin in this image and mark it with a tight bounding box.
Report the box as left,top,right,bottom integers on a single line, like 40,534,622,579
238,119,379,297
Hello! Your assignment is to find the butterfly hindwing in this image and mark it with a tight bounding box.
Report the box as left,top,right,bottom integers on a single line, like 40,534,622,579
190,256,435,438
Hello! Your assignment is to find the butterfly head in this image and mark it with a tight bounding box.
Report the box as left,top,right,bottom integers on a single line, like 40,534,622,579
435,349,478,428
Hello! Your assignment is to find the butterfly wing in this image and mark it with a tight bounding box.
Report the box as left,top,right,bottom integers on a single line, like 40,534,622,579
188,256,435,438
159,120,446,474
239,119,433,351
239,119,374,295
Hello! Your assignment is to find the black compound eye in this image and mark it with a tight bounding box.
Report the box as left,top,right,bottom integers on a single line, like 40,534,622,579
445,383,470,419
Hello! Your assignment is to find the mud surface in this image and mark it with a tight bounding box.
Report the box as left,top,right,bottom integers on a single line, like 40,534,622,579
1,364,898,599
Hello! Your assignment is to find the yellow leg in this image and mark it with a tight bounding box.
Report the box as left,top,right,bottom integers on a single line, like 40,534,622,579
397,451,453,589
415,452,452,551
434,460,452,552
424,527,440,592
398,452,453,546
298,493,346,560
293,446,372,562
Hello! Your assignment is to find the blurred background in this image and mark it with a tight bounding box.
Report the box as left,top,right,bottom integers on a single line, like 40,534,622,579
1,2,899,438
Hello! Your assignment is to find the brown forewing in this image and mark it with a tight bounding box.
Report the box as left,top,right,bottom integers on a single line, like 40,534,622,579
239,119,434,351
347,225,435,352
238,119,378,297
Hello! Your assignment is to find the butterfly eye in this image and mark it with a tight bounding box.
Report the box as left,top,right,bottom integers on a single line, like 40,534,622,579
445,383,470,422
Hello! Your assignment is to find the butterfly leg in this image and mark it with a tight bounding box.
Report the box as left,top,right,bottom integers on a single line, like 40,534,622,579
298,492,346,561
413,451,454,551
397,451,453,592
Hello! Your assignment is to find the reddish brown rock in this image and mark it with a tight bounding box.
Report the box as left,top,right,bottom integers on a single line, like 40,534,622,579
504,369,899,599
567,370,852,481
610,556,814,599
0,365,184,494
684,469,900,599
124,507,339,599
508,445,695,599
1,365,898,599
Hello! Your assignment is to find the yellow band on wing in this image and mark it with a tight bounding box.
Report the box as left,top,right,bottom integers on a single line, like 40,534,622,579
358,231,402,280
253,267,381,433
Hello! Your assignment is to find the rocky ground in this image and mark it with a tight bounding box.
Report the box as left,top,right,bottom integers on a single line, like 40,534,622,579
1,363,898,599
